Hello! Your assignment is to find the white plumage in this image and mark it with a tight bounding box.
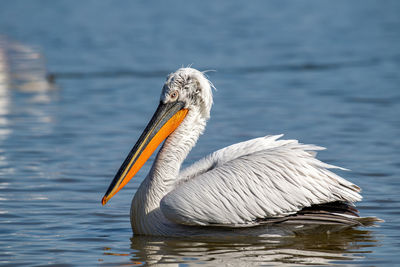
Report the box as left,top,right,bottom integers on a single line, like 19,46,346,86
161,135,361,227
102,67,375,237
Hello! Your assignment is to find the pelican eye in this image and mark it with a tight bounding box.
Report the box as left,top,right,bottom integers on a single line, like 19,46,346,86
170,90,179,99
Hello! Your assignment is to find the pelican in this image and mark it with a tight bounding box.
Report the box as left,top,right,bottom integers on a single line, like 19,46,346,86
102,67,376,237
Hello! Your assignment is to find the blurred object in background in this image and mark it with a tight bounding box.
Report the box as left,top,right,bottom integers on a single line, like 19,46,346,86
0,35,55,94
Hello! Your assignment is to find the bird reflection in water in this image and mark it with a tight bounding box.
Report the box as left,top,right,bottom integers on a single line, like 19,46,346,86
100,228,377,266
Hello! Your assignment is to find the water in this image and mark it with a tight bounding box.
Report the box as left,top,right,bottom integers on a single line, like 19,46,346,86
0,0,399,265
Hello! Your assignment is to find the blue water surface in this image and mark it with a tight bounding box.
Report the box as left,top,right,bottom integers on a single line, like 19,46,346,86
0,0,399,265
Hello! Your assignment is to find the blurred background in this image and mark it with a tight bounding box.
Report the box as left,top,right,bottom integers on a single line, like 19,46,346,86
0,0,399,265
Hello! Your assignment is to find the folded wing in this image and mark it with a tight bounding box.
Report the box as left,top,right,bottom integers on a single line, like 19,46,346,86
160,135,361,227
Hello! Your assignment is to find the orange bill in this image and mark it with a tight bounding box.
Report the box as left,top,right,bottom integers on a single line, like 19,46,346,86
102,101,188,205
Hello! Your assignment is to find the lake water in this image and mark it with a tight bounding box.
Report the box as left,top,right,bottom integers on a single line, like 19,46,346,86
0,1,399,266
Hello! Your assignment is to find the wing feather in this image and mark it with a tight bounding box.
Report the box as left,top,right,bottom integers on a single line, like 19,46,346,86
160,135,361,227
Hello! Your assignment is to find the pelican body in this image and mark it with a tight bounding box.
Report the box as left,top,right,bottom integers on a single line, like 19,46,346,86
102,68,374,237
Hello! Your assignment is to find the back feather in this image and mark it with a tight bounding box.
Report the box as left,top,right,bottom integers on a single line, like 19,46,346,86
161,135,362,227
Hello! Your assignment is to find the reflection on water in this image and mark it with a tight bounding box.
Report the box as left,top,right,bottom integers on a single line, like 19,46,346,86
0,37,55,143
101,229,377,266
0,36,55,141
0,36,55,121
0,36,56,215
0,37,11,141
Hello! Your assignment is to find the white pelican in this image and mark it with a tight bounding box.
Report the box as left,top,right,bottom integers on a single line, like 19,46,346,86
102,67,376,237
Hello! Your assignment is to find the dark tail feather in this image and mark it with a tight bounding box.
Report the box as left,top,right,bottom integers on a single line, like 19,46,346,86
356,216,384,227
298,201,360,217
263,201,383,227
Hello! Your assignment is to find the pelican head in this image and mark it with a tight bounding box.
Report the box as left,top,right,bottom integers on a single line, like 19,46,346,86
102,68,213,205
162,68,213,119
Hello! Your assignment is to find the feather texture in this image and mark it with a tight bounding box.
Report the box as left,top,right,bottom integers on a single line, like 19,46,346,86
160,135,361,226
